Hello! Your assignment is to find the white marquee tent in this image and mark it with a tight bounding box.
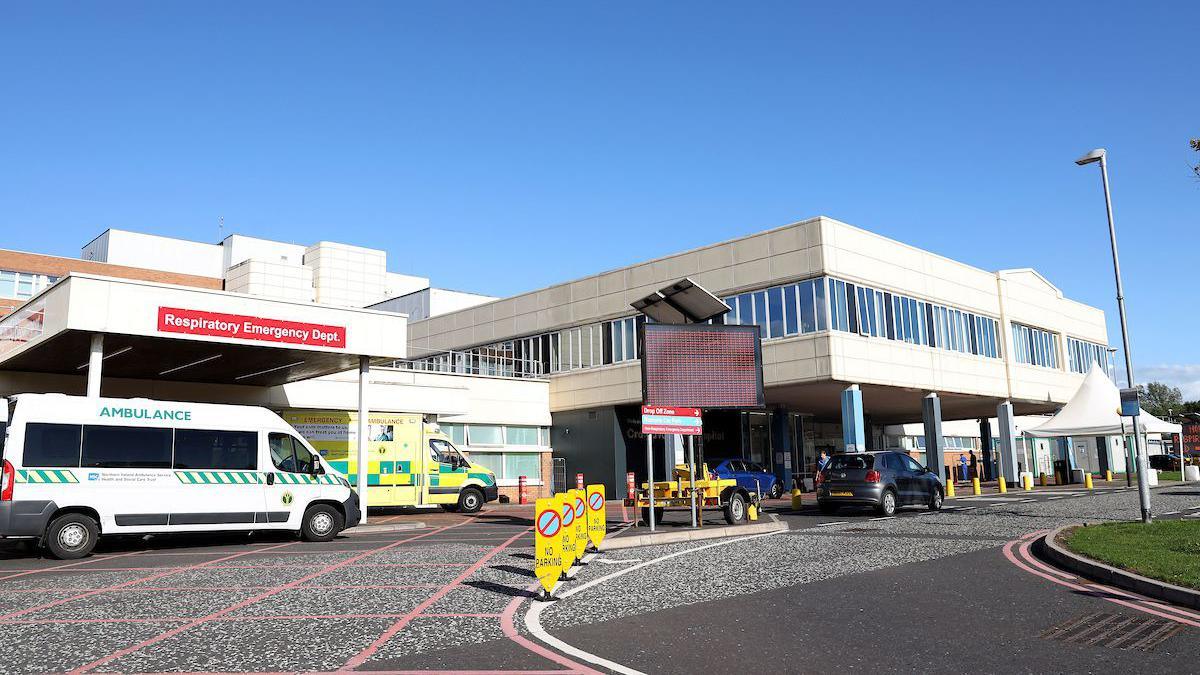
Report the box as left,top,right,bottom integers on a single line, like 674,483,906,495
1026,364,1182,438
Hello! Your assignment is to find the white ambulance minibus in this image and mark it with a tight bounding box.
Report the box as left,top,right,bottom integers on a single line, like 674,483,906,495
0,394,360,559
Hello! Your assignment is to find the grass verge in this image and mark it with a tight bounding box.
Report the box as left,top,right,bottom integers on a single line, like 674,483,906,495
1065,520,1200,590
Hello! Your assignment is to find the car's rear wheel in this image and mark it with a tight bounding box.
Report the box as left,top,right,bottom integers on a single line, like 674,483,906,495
818,501,838,515
928,486,944,511
45,513,99,560
724,492,747,524
769,483,783,499
876,489,897,517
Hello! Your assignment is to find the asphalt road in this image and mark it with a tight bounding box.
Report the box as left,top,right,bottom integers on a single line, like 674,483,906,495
1,485,1197,673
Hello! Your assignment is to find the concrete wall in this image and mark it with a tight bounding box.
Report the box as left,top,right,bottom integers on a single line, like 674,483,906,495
225,259,315,303
83,229,225,278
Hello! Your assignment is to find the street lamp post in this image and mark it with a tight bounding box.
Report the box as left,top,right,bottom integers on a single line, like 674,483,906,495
1076,148,1152,523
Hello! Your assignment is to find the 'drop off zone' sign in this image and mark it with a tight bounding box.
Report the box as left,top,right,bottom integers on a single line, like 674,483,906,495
641,406,702,435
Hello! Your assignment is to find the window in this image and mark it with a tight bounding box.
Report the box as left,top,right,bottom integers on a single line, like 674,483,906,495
269,433,316,473
901,455,924,472
430,438,466,465
23,423,82,467
82,425,172,469
1067,337,1113,376
827,455,872,470
468,425,503,445
0,270,57,300
173,429,256,470
440,423,466,445
539,427,550,446
468,451,504,475
767,286,784,338
504,426,539,445
1012,323,1060,369
504,452,540,479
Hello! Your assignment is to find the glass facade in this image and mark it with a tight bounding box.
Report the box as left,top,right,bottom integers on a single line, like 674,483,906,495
1011,322,1060,369
1066,336,1114,377
410,275,1067,377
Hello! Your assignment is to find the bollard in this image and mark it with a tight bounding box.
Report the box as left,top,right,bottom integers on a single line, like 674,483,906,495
576,473,584,491
1105,470,1112,483
1023,474,1032,491
518,475,529,505
998,476,1007,494
791,488,803,510
946,479,955,498
748,504,759,521
1085,473,1094,490
972,477,981,495
1039,473,1047,487
626,472,636,499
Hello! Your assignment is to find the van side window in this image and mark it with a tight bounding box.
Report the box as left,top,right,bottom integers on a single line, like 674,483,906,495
269,433,316,473
82,425,172,469
23,423,82,467
174,430,257,471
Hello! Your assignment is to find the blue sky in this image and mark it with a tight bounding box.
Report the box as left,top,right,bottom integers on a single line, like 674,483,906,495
1,3,1197,395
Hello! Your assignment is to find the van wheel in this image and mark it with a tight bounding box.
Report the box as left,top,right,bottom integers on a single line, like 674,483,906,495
45,513,99,560
724,492,747,525
301,504,343,542
458,488,484,514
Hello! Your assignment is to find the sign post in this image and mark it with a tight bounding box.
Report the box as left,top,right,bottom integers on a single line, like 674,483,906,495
572,489,588,562
586,484,606,550
642,406,703,529
558,492,576,577
534,497,562,599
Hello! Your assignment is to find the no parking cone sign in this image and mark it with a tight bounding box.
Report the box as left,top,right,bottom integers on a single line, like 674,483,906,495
534,497,562,594
586,484,606,549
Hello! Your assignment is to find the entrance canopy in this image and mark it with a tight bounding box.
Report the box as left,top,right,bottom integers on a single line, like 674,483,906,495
1025,364,1182,437
0,274,407,388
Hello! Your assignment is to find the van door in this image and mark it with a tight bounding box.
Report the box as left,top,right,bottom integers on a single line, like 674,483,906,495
264,432,325,528
170,428,266,529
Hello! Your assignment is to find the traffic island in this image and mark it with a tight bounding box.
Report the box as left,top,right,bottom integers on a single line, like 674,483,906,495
1039,522,1200,610
600,510,788,550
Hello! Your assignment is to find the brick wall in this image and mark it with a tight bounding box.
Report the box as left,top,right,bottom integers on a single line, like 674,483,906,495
495,451,555,503
0,249,223,317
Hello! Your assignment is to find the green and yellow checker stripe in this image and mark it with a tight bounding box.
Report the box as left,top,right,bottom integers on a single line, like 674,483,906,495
175,471,264,485
273,473,342,485
15,469,78,484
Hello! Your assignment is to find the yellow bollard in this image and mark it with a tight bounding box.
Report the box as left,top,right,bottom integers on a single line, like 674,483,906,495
1085,473,1094,490
747,504,759,521
791,488,803,511
972,477,981,495
1105,470,1112,483
998,476,1007,494
1039,473,1047,487
1023,474,1033,491
946,479,956,498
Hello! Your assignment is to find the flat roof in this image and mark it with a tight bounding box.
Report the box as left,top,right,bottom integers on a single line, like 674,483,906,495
0,274,408,387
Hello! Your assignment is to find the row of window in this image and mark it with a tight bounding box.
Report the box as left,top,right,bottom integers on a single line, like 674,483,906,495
21,422,314,472
1067,336,1115,377
438,423,550,447
716,278,828,337
825,278,1002,358
465,451,542,481
1011,322,1060,369
0,270,57,301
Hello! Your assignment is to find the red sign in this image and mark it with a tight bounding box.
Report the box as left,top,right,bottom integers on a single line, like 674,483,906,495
157,307,347,348
1184,423,1200,458
641,405,703,435
641,323,764,409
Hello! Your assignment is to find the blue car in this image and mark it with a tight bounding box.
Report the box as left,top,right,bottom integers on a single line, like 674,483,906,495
711,459,783,499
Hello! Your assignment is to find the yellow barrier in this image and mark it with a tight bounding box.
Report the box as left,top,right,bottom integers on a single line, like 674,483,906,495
1039,473,1047,487
998,476,1007,494
1105,470,1113,483
972,477,981,495
1084,473,1094,490
748,504,759,521
1023,474,1033,491
946,479,955,498
790,488,803,510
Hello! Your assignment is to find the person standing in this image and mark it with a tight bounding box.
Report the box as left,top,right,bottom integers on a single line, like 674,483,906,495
958,453,969,481
817,450,830,473
969,450,979,480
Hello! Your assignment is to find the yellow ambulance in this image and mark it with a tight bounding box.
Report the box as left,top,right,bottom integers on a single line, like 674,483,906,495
281,410,498,513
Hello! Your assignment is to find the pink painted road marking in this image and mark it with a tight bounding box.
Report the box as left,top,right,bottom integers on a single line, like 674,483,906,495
0,540,299,622
0,549,149,581
1003,532,1200,628
340,526,534,670
498,583,602,675
68,517,478,675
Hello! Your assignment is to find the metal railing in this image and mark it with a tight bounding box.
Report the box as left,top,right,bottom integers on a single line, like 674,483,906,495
385,349,548,380
0,301,45,358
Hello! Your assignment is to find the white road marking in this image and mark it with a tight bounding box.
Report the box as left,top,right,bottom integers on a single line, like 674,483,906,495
524,529,782,675
816,521,849,527
1164,511,1181,516
1048,496,1065,500
958,507,977,511
869,516,894,521
595,557,641,565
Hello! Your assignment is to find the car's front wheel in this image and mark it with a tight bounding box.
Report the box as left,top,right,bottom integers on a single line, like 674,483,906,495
876,489,897,517
928,486,944,511
301,504,344,542
769,482,783,499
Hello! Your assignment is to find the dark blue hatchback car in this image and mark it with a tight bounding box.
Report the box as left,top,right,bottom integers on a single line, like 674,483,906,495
711,459,783,499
